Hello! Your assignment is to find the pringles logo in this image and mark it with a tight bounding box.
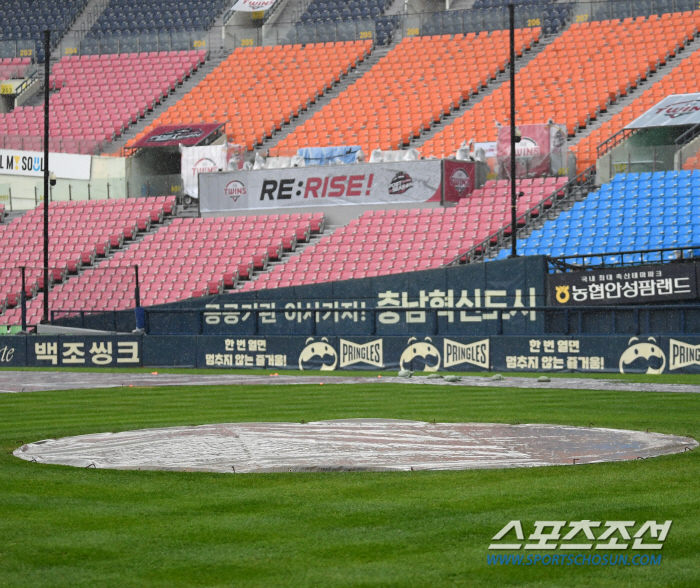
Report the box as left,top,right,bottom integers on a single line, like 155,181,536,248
339,339,383,368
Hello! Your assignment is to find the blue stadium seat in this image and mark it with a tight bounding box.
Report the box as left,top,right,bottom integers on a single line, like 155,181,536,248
514,171,700,262
85,0,227,39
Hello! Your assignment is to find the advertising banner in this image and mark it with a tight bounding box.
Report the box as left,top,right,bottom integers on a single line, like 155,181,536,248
443,160,476,202
10,330,700,374
140,334,700,374
182,144,232,200
131,123,224,149
142,256,548,338
0,149,91,180
191,336,490,372
625,93,700,129
199,160,443,213
496,123,567,179
26,336,142,367
547,264,698,307
229,0,277,11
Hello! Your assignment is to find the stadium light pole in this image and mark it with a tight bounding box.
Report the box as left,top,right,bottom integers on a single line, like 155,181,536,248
42,30,50,323
508,3,518,258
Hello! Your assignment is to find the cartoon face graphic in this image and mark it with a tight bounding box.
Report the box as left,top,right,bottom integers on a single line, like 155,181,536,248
619,337,666,374
298,337,337,371
400,337,441,372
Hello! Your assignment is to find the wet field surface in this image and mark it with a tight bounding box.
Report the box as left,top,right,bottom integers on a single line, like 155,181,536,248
0,371,699,394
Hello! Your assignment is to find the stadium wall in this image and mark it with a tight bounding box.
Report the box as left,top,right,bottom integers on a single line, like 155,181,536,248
21,256,700,373
4,333,700,374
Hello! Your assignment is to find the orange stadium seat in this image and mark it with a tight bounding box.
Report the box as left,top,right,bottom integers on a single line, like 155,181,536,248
125,41,372,153
572,32,700,173
420,12,699,159
272,28,539,157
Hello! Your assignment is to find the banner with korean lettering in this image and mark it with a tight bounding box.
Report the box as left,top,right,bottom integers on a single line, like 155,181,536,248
547,263,698,307
198,161,443,213
28,336,142,367
143,335,700,374
12,333,700,373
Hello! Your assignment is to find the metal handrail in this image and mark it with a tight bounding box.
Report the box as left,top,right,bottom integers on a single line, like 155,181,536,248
675,120,700,146
597,128,638,159
547,246,700,272
14,69,38,98
443,166,596,268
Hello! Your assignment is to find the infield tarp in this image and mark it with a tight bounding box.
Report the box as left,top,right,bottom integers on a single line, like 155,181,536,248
198,160,443,213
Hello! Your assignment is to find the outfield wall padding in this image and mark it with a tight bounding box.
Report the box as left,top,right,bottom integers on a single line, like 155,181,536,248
5,334,700,374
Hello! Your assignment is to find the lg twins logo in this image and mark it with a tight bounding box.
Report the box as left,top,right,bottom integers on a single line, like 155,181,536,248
515,137,541,159
224,180,246,202
654,98,700,119
449,169,470,195
193,158,219,176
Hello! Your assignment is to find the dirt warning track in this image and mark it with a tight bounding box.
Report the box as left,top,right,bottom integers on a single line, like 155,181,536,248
1,371,700,394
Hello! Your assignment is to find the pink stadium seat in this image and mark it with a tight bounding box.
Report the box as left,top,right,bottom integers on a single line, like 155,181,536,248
0,196,175,320
0,51,202,154
2,205,323,320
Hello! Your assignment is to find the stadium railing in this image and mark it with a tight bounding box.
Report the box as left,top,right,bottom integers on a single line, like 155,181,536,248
548,245,700,270
572,0,697,22
0,41,38,62
445,165,597,265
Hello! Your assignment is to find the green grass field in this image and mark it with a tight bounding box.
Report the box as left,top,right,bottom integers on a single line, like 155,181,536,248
1,377,699,587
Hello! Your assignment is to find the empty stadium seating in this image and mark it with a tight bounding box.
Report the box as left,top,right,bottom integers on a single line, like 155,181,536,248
0,50,205,154
272,29,539,156
0,0,88,62
245,177,567,290
509,171,700,261
573,40,700,173
125,41,372,153
683,149,700,169
301,0,391,23
0,58,32,80
421,13,697,158
0,196,175,325
86,0,228,38
18,213,324,318
420,4,568,37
